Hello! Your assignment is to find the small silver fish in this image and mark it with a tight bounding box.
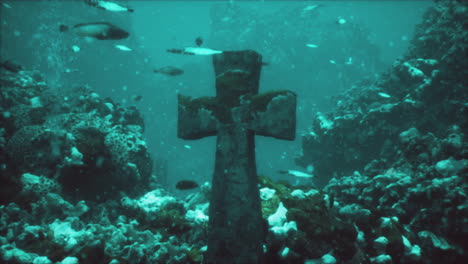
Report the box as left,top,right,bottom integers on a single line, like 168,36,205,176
378,92,391,98
114,44,132,51
278,170,314,178
167,47,223,56
85,0,134,12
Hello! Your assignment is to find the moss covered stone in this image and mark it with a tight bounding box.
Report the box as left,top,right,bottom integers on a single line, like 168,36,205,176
178,90,295,124
178,94,232,124
251,90,295,113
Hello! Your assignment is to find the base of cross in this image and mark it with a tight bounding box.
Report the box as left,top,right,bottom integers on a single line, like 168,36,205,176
177,50,296,264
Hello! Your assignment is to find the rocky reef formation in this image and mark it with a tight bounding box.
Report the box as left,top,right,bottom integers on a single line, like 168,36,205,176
0,1,466,263
0,68,210,263
1,69,152,202
296,0,468,183
293,0,468,262
0,175,211,264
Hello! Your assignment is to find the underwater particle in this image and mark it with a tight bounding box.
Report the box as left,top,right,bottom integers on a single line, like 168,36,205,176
401,35,408,41
184,144,192,149
378,92,391,98
153,66,184,76
337,17,347,25
2,3,12,8
306,43,319,48
329,60,336,64
64,68,79,73
122,85,128,91
71,45,80,52
277,170,313,178
345,57,353,65
281,151,287,159
176,180,199,190
3,111,11,118
13,30,20,36
306,164,314,173
114,44,132,51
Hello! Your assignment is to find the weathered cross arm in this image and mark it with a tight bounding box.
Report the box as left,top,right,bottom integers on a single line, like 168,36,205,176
177,95,218,139
178,91,297,140
177,50,297,264
249,91,297,140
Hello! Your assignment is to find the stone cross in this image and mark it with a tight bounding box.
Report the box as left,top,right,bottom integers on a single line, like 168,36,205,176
178,50,296,264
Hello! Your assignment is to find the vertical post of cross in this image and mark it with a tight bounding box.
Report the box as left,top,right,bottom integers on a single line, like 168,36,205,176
178,50,296,264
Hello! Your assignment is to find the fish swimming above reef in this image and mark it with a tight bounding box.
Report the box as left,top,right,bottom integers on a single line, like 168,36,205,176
153,66,184,76
167,47,223,56
85,0,134,12
300,4,322,17
176,180,199,190
278,170,314,178
59,22,129,40
114,44,132,51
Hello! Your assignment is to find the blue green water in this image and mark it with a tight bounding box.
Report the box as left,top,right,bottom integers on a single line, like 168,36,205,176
0,0,432,192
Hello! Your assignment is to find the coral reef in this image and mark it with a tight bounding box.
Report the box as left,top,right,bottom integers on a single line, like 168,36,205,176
0,176,209,264
296,0,468,183
0,1,466,263
1,69,152,201
293,0,468,262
